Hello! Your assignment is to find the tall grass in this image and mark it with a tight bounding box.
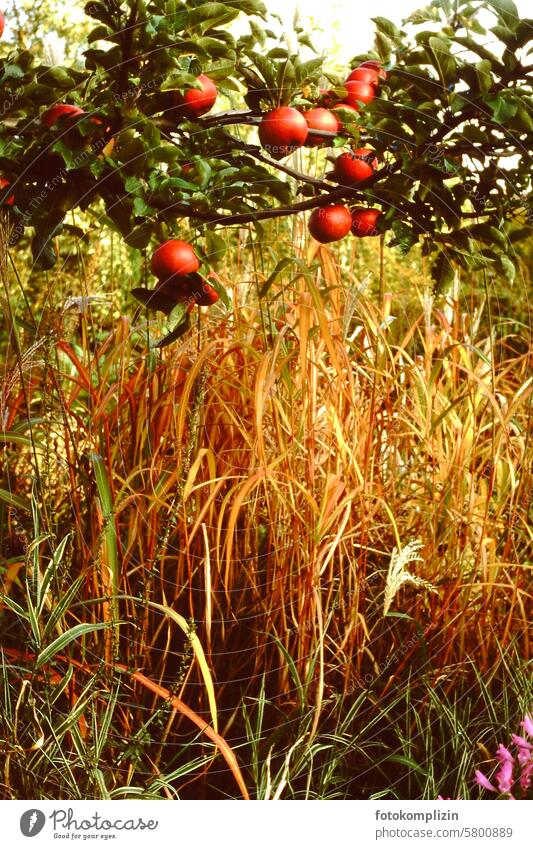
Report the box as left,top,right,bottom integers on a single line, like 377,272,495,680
1,217,531,798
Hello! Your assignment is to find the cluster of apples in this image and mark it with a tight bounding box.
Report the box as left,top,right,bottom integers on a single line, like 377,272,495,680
256,60,386,243
150,239,219,309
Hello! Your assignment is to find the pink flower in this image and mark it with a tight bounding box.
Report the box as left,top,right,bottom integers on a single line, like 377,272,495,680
494,745,515,794
475,770,496,792
511,734,532,767
520,762,533,792
495,759,514,794
521,715,533,738
496,744,514,763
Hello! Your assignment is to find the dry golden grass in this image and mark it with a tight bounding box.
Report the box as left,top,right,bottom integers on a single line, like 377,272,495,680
1,228,531,796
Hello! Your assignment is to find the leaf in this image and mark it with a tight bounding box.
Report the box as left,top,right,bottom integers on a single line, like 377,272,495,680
204,230,227,263
486,0,519,30
32,232,57,271
186,3,239,29
153,311,192,348
431,250,454,293
0,487,31,512
372,17,402,39
143,600,218,731
88,25,110,43
125,223,153,251
89,453,118,603
259,256,300,297
485,93,519,123
35,622,115,670
131,287,178,315
474,60,493,93
496,255,516,282
428,36,455,85
374,31,391,63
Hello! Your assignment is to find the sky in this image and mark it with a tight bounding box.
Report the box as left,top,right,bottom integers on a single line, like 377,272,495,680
263,0,532,68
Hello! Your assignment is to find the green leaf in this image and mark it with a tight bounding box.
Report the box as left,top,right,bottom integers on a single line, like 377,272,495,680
374,31,391,63
431,250,454,293
88,25,111,43
486,0,519,30
204,230,227,263
474,60,493,93
428,36,455,85
372,17,401,40
486,94,519,123
89,453,118,602
84,2,114,27
496,255,516,282
131,286,177,315
186,3,239,29
35,622,115,670
0,487,31,512
32,231,58,271
259,257,302,297
37,67,75,88
154,311,192,348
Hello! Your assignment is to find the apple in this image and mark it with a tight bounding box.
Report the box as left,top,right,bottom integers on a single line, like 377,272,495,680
156,274,219,307
151,240,200,279
170,74,217,120
334,148,378,184
0,10,5,38
308,204,353,243
347,67,381,87
344,80,375,108
258,106,308,159
194,282,219,306
303,108,340,146
155,275,192,300
41,103,84,127
359,60,387,81
351,207,381,237
0,177,14,205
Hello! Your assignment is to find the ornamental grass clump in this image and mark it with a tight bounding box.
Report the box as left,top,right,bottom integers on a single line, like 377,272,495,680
475,716,533,799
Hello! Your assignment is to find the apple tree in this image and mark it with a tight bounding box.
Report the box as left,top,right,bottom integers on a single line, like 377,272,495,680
0,0,531,344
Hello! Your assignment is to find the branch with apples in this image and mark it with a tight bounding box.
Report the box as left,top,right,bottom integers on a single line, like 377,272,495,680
0,0,530,344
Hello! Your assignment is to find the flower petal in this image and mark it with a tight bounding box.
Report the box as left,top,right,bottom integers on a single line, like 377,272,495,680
475,770,496,792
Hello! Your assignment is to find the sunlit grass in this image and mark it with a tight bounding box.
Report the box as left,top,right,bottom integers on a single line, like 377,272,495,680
1,217,531,798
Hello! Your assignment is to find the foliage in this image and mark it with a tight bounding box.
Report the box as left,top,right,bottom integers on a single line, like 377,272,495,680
0,0,529,340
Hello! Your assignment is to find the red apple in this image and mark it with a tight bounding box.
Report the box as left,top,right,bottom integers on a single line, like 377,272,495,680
151,240,200,279
309,204,353,243
347,67,381,87
258,107,308,159
303,108,340,146
334,148,378,184
359,60,387,81
351,207,381,237
0,10,5,38
41,103,84,127
170,74,217,119
193,282,219,306
155,275,193,300
156,274,219,307
344,80,375,108
0,177,14,205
